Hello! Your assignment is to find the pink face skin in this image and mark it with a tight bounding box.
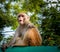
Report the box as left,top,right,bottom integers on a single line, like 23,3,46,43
18,13,29,25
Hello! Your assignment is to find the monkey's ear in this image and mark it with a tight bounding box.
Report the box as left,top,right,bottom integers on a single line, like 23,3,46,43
27,16,30,20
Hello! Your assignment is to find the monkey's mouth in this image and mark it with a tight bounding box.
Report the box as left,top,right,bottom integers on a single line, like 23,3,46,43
19,20,22,22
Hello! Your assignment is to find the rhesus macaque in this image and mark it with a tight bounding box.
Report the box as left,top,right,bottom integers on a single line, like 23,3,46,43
3,13,42,47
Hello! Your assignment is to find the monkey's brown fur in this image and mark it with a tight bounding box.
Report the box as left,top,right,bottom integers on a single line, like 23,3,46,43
8,22,42,46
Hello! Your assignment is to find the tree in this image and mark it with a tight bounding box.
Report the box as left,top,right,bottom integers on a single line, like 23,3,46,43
41,0,60,46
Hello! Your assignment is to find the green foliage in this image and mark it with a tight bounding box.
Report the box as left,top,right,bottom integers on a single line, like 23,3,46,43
6,36,13,43
41,7,60,46
0,34,3,41
22,0,45,12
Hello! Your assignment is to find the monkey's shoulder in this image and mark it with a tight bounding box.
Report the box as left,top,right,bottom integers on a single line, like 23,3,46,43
27,25,39,33
27,23,35,29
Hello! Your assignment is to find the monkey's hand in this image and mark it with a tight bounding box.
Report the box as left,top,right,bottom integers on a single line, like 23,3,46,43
1,44,8,50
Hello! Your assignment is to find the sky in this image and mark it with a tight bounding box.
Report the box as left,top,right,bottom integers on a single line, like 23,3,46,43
2,27,15,38
44,0,58,2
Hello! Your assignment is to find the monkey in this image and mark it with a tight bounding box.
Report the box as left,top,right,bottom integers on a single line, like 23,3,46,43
3,13,42,47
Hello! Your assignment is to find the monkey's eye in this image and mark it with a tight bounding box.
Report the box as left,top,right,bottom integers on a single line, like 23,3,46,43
21,15,24,17
18,15,24,18
18,15,20,17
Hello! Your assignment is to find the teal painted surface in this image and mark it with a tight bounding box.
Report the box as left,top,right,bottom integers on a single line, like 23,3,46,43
0,46,60,52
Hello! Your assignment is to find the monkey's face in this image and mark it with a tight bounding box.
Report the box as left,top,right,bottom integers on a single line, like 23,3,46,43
18,13,29,25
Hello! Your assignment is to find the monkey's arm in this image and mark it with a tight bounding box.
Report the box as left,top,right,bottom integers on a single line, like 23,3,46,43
23,28,42,46
7,27,20,47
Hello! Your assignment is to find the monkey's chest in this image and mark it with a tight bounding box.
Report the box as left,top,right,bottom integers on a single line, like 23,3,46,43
14,28,28,45
19,28,28,38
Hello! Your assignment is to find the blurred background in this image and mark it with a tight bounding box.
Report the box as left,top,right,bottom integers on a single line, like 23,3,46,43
0,0,60,47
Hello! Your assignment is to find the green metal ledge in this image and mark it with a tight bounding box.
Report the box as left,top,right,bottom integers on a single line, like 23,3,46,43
0,46,60,52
